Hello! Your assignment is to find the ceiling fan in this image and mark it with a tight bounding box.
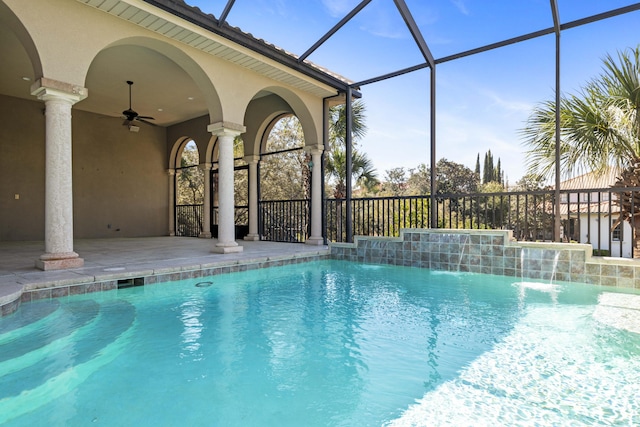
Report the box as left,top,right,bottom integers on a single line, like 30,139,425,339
122,80,155,130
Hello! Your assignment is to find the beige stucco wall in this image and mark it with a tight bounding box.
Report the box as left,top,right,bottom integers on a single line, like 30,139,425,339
71,109,169,238
0,94,169,241
0,95,45,240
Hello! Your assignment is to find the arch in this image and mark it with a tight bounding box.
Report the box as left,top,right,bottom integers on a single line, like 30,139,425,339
0,1,42,85
260,112,298,154
242,87,321,158
178,139,200,167
86,36,223,124
170,136,194,169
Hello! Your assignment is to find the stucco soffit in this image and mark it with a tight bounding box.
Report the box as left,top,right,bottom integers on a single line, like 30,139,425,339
75,0,346,98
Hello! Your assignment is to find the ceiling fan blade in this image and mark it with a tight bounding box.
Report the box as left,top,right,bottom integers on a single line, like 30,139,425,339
137,115,155,120
122,119,132,126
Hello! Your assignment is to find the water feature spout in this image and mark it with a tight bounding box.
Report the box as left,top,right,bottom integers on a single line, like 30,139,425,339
457,234,470,272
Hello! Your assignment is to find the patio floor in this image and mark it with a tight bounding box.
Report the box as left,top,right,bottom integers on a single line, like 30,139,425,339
0,237,329,307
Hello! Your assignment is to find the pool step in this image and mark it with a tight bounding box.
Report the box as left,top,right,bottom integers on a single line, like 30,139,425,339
0,299,60,338
0,300,136,423
0,300,100,364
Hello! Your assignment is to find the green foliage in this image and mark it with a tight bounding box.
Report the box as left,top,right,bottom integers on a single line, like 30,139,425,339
177,141,204,205
436,159,480,194
512,174,550,191
521,45,640,180
520,45,640,249
260,115,309,201
383,167,408,195
325,100,379,199
406,164,430,196
381,159,479,197
479,150,503,185
328,99,368,149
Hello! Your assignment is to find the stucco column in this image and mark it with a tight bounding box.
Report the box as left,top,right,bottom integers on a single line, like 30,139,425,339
199,162,212,238
31,78,87,270
244,155,260,241
305,147,324,245
208,122,246,253
168,169,176,236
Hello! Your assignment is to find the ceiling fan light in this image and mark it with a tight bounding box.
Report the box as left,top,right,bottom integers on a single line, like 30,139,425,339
129,125,140,133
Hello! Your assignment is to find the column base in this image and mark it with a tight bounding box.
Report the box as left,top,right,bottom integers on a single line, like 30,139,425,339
212,242,244,254
35,252,84,271
305,237,325,246
243,234,260,241
199,232,212,238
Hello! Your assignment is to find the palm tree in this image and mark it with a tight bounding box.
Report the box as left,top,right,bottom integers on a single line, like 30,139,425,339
324,99,378,242
325,148,378,199
521,45,640,252
325,99,379,198
328,99,368,149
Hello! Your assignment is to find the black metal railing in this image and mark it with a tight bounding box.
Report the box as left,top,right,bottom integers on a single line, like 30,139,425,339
259,199,309,243
175,204,203,237
179,186,639,258
325,196,431,243
323,187,638,258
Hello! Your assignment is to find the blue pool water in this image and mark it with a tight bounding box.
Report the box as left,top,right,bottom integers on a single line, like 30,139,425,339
1,260,639,426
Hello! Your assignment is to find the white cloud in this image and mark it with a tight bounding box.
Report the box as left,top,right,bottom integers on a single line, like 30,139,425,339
451,0,470,16
481,89,534,114
321,0,360,18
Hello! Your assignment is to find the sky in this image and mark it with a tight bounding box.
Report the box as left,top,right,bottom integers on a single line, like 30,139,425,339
185,0,640,185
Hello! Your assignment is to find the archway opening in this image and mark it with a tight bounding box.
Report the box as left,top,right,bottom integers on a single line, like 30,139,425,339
259,115,311,242
176,139,204,237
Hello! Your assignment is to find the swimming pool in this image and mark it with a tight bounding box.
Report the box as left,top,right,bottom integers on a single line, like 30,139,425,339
1,260,639,426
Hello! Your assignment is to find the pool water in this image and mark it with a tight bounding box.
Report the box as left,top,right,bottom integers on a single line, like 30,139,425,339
1,260,639,426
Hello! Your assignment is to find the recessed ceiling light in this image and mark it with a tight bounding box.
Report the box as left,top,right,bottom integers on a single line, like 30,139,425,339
22,77,31,81
157,108,163,112
187,97,194,101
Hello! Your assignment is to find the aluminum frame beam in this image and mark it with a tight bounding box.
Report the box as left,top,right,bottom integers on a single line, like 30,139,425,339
393,0,435,67
353,3,640,88
551,0,562,242
298,0,373,63
218,0,236,26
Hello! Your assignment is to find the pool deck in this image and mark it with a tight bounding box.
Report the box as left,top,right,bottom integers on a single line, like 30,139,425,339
0,237,329,311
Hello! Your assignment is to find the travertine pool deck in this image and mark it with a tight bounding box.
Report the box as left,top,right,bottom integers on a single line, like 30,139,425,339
0,237,329,315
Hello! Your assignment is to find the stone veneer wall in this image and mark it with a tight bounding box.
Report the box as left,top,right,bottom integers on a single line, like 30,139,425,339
0,253,329,317
330,229,640,290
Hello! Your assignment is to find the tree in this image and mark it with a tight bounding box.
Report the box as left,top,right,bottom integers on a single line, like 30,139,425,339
512,174,550,192
522,46,640,180
177,141,204,205
479,150,503,185
383,167,408,196
406,163,430,195
325,100,379,198
394,160,479,196
325,148,378,198
521,45,640,252
436,159,479,194
260,116,309,201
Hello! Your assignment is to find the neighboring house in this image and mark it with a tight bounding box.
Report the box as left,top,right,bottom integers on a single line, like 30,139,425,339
559,169,632,258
